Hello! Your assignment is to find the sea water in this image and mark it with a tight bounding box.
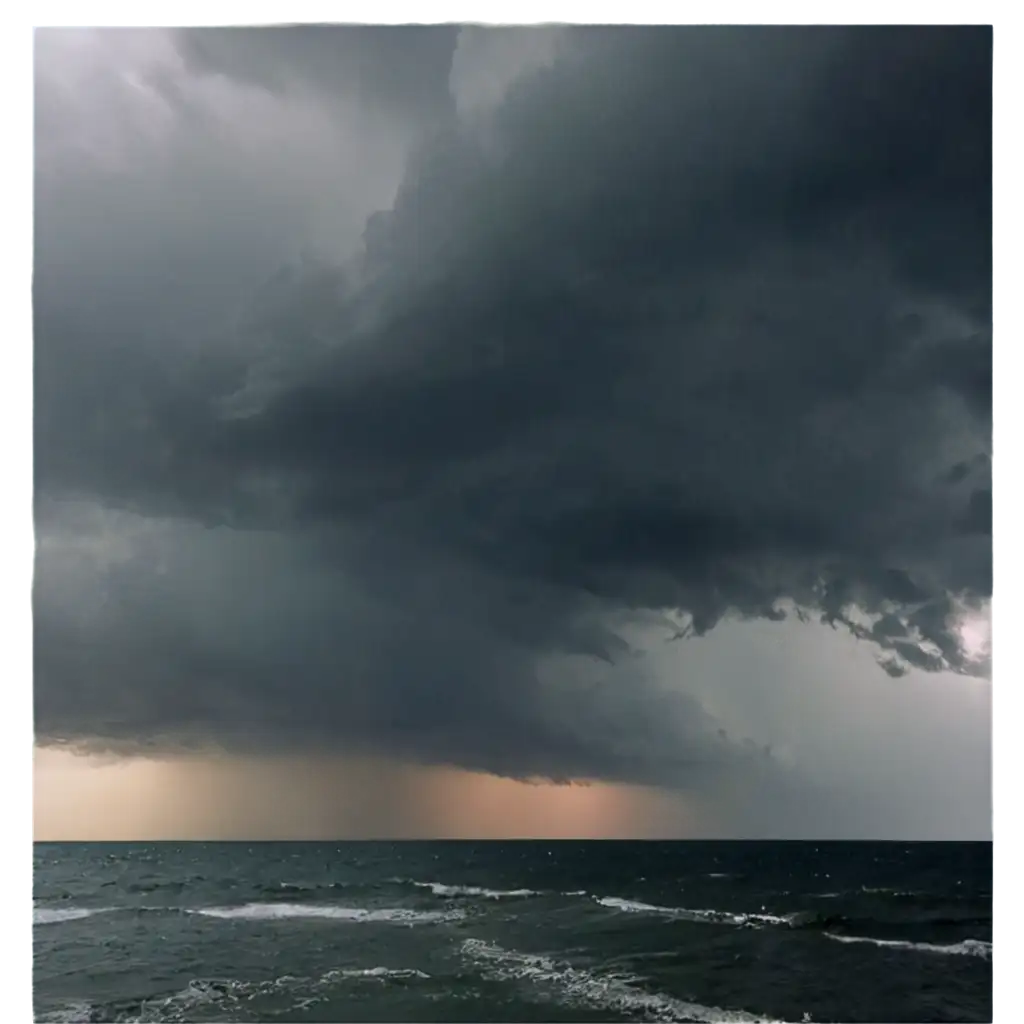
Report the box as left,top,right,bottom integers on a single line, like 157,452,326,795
33,841,992,1022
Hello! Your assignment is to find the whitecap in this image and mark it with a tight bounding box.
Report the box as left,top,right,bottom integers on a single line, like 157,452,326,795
597,896,671,914
123,977,259,1021
89,971,343,1023
460,938,784,1022
324,966,431,981
412,880,539,899
187,902,461,923
34,907,115,925
35,1001,95,1023
595,896,788,928
823,933,991,958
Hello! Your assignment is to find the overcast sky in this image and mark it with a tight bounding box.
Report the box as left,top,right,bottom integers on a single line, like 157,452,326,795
33,25,991,839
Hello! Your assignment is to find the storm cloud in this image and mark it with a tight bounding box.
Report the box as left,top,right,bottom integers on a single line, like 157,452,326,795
33,26,991,833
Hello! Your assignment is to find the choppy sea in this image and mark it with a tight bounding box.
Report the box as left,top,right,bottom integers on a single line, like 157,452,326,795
33,841,992,1023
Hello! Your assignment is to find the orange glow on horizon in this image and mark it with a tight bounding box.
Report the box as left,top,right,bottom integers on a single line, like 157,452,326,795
34,747,695,841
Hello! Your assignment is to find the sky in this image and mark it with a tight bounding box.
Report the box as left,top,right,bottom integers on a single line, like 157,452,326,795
32,24,993,840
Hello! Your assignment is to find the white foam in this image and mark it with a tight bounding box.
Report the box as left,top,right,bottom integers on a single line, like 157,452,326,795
188,902,461,923
823,933,991,959
597,896,664,913
596,896,789,928
36,1001,95,1023
122,977,260,1022
859,886,918,896
412,880,539,899
324,966,431,981
461,938,784,1023
117,965,432,1021
34,906,115,925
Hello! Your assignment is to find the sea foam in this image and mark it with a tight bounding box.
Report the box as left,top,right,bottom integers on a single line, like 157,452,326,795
187,902,461,923
412,880,539,899
461,938,785,1023
34,907,115,925
595,896,789,928
823,933,992,959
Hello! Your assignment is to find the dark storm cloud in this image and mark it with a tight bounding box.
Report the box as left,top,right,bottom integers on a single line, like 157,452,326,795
34,27,991,796
175,26,459,128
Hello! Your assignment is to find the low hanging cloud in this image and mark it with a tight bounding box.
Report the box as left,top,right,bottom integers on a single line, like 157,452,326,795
34,27,991,818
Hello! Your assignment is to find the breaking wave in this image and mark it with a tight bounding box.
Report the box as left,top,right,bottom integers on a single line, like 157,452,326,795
411,880,540,899
67,966,436,1023
323,966,431,981
35,1002,96,1023
460,938,784,1023
187,902,462,923
34,907,116,925
823,933,992,958
596,898,993,944
595,896,790,928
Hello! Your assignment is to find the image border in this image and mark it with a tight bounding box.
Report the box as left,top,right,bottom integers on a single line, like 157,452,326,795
995,19,1019,1024
12,9,1003,1024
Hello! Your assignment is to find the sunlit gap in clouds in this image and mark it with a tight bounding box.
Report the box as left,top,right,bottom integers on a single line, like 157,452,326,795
956,605,992,665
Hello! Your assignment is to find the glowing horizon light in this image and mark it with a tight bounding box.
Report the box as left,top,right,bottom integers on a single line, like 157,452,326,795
954,605,991,668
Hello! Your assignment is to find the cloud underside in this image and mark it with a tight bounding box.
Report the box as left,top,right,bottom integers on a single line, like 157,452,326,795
34,27,991,797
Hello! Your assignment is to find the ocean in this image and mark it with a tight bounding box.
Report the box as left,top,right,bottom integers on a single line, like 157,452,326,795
33,841,992,1023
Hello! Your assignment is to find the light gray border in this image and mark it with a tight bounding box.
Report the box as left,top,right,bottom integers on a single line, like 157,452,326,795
8,4,1024,12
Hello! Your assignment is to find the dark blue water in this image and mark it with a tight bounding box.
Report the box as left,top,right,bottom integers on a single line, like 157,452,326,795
33,841,991,1023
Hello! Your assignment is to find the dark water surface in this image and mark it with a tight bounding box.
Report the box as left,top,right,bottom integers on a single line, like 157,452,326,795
34,841,992,1023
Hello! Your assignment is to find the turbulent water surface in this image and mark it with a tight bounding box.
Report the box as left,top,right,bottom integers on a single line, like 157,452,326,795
33,841,992,1023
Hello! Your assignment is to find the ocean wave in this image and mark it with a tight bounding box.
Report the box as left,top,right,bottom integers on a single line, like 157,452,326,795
597,898,993,939
35,1001,96,1023
34,907,115,925
460,938,785,1023
94,965,434,1022
186,902,462,923
323,966,431,981
786,909,992,931
104,976,295,1022
596,896,789,928
411,880,540,899
823,933,992,959
257,880,355,898
859,886,920,897
102,874,207,894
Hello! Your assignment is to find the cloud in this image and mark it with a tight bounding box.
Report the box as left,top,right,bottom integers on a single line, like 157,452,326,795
34,27,991,832
175,25,459,128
